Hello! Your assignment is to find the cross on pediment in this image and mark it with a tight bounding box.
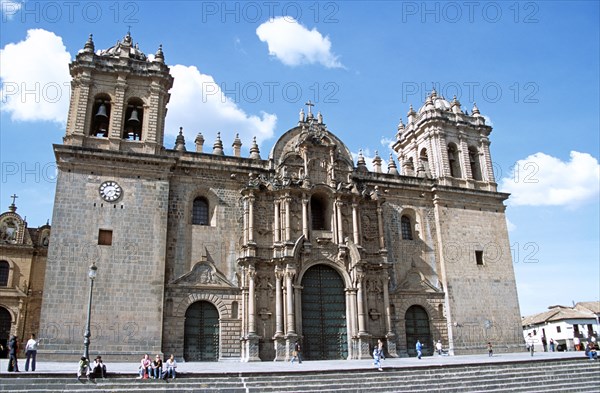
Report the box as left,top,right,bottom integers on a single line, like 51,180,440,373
10,194,18,205
305,100,314,116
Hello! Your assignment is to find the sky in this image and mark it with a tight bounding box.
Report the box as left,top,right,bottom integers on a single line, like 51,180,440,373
0,1,598,318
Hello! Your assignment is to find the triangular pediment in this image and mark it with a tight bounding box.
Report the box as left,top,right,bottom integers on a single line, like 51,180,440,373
171,261,236,288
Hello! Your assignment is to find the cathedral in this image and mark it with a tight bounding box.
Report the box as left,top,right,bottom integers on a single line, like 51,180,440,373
37,33,523,361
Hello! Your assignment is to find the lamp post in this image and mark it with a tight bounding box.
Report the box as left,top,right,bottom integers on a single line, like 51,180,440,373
83,262,98,360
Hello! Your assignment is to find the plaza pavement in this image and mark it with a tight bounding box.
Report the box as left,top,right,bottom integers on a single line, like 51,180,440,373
0,351,588,376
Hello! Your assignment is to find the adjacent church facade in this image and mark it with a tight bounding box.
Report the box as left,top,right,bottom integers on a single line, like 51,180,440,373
38,33,523,361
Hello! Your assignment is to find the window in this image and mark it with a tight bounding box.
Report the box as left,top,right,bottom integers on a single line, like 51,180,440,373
123,98,144,140
556,326,561,333
311,195,327,230
469,146,482,180
401,215,413,240
448,143,461,178
475,250,484,265
98,229,113,246
192,197,209,225
0,261,9,286
90,95,111,137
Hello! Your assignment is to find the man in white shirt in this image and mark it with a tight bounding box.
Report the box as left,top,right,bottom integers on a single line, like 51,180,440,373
25,334,38,371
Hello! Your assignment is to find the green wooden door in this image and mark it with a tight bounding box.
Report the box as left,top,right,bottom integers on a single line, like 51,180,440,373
405,305,432,357
301,264,348,360
184,301,219,361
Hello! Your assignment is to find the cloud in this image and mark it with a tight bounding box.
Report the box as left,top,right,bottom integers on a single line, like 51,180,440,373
499,151,600,209
0,29,71,124
166,64,277,151
256,17,343,68
506,218,516,232
1,0,22,20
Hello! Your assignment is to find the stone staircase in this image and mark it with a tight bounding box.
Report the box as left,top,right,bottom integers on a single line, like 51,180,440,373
1,358,598,392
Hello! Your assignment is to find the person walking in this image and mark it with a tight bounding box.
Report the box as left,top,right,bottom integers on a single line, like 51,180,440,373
416,339,423,359
541,336,548,352
528,334,535,356
24,334,38,371
487,342,493,357
373,346,383,371
290,341,302,364
7,335,19,372
436,340,443,355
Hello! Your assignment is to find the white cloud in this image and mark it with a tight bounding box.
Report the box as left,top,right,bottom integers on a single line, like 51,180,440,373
166,64,277,151
499,151,600,209
256,17,343,68
506,218,516,232
0,29,71,124
1,0,22,20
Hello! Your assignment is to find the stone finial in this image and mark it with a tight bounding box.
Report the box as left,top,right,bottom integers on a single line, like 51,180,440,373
472,102,481,116
356,150,367,172
372,151,382,173
407,104,416,124
232,133,242,157
388,153,399,175
396,118,405,139
249,136,261,160
195,132,204,153
451,95,462,114
212,132,224,155
317,111,323,124
299,108,305,123
175,127,186,151
84,34,95,53
154,44,164,63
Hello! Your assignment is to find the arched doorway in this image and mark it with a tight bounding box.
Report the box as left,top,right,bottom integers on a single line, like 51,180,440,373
301,264,347,360
0,307,11,358
184,301,219,361
405,305,432,357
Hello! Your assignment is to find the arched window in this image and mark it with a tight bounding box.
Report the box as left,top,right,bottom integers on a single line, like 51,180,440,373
447,143,461,178
311,194,328,230
192,197,209,226
469,146,482,180
123,98,144,140
401,215,413,240
418,148,430,178
90,95,111,137
0,260,9,287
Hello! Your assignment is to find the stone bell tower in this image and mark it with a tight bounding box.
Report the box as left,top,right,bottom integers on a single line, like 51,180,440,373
64,32,173,155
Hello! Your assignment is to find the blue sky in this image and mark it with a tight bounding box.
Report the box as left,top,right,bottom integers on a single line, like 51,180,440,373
1,1,598,317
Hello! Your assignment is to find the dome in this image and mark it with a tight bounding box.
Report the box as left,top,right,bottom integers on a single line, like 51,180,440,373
98,32,148,61
418,89,451,114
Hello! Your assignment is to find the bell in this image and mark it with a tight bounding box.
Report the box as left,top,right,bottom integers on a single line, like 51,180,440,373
127,108,140,125
95,103,108,119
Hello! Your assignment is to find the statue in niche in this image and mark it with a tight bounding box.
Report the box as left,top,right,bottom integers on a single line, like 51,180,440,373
0,218,18,244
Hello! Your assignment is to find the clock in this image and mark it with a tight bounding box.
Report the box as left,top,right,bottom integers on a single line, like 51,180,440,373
99,181,122,202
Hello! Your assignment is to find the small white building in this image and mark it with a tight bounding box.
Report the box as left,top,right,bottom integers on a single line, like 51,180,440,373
522,302,600,352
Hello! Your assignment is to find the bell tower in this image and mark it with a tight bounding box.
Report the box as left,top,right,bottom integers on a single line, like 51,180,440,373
64,32,173,155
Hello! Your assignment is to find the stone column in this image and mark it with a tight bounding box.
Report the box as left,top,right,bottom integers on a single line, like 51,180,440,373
243,197,249,246
481,138,496,184
302,196,309,239
285,268,296,334
382,275,397,357
248,266,257,335
352,202,360,245
274,198,281,243
356,272,367,335
336,199,344,245
376,202,386,251
273,267,286,361
248,194,255,243
284,195,291,241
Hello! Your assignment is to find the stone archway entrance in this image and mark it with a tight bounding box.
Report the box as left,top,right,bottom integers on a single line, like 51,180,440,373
301,264,348,360
184,301,219,361
0,307,11,358
405,305,432,357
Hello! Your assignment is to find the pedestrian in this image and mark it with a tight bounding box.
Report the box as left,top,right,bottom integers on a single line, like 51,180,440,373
77,356,91,381
91,356,107,379
290,341,302,364
528,334,535,356
487,342,493,357
573,336,581,351
24,334,38,372
549,338,555,352
416,339,423,359
151,354,163,379
377,339,385,360
541,336,547,352
373,346,383,371
7,335,19,372
162,354,177,379
436,340,443,355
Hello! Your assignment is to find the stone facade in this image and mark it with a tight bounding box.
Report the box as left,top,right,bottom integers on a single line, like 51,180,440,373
0,200,50,356
38,34,523,361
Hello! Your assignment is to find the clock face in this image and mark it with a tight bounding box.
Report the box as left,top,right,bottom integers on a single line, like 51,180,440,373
99,181,122,202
